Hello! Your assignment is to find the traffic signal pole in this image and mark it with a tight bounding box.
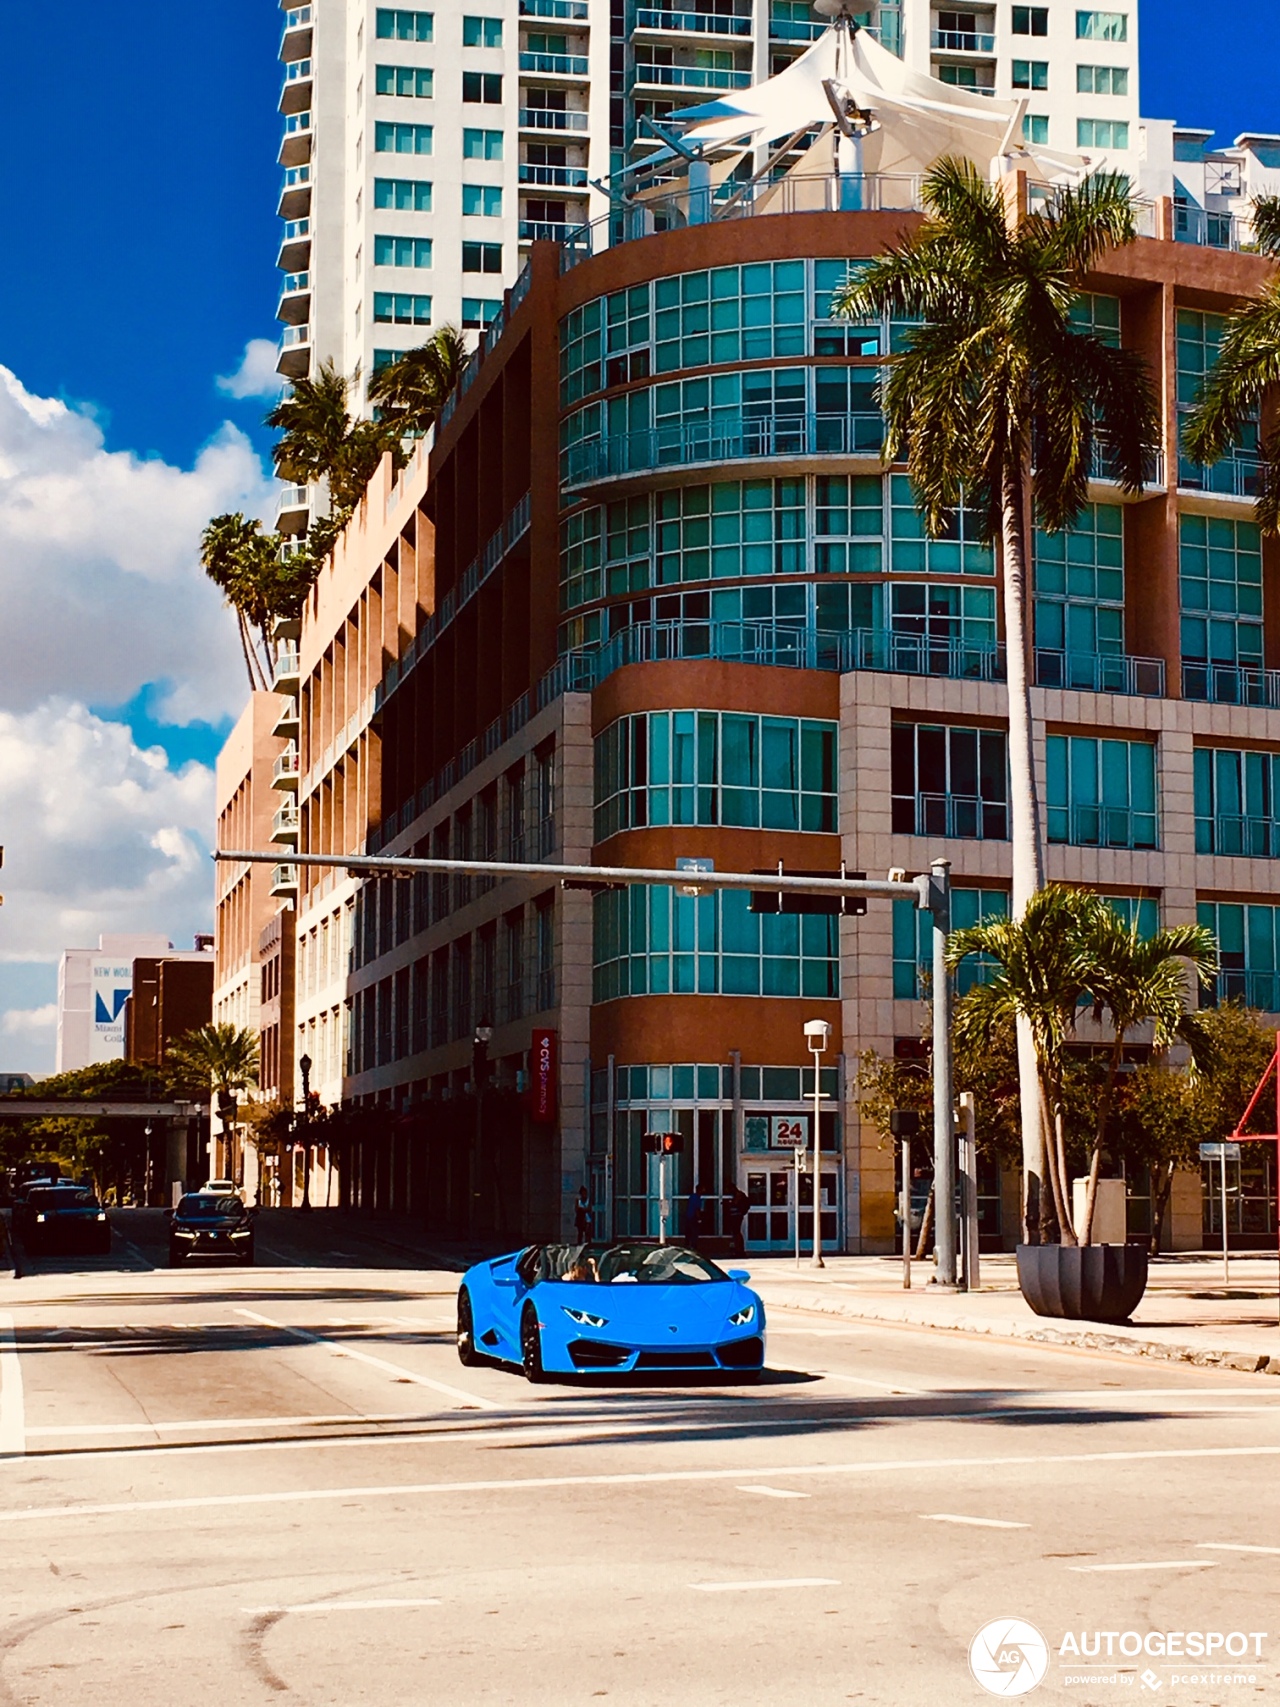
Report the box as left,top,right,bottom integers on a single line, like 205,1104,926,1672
216,849,956,1266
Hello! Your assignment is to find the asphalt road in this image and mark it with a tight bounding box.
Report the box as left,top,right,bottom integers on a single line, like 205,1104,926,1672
1,1211,1278,1707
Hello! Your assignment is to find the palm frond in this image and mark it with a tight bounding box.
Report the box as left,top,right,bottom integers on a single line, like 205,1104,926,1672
1250,195,1280,257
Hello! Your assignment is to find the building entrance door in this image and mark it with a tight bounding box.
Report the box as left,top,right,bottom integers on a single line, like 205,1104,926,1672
742,1160,839,1252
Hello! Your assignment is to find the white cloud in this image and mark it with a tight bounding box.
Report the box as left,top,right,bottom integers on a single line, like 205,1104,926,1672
216,338,283,401
0,1004,56,1038
0,365,276,726
0,701,215,965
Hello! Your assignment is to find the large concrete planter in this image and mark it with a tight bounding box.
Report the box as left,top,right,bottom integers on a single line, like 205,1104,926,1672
1016,1242,1148,1324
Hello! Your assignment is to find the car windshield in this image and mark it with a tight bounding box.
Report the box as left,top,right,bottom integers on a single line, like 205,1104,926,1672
29,1188,97,1209
178,1195,241,1215
544,1243,726,1285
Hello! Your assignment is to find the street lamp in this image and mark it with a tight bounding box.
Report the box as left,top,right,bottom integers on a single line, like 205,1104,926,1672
803,1019,831,1269
298,1053,313,1211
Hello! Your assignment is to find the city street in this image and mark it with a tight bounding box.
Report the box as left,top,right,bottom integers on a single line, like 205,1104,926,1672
0,1215,1277,1705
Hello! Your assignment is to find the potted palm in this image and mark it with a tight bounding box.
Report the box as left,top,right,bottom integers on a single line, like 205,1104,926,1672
948,889,1217,1322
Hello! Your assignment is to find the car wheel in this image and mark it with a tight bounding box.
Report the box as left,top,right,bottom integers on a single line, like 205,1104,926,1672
520,1305,548,1384
456,1288,483,1367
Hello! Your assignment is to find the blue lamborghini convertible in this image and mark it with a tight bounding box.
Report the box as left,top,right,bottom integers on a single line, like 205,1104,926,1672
457,1241,766,1382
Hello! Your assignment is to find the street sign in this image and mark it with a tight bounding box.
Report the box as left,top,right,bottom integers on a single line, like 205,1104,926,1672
1200,1142,1242,1160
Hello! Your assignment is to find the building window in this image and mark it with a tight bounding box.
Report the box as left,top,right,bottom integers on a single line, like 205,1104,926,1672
375,65,434,97
593,886,840,1002
891,723,1009,840
376,9,434,41
462,183,503,216
463,14,503,46
1077,118,1130,150
1022,114,1049,145
535,898,556,1010
373,292,433,323
373,235,433,267
463,127,504,160
1012,59,1048,89
1077,63,1129,94
594,711,837,841
1012,5,1048,34
654,261,806,372
374,177,433,211
463,71,503,102
1069,290,1122,346
462,297,502,327
450,937,472,1041
655,478,805,582
890,474,993,575
814,475,884,574
1046,734,1157,849
1195,748,1280,858
462,240,502,273
1075,10,1127,41
375,121,434,153
1034,501,1125,678
1198,902,1280,1011
894,888,1008,1000
503,908,525,1021
1179,513,1264,699
1177,308,1258,481
888,582,998,665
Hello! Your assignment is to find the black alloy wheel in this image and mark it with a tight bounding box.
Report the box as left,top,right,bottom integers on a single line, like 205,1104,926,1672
457,1288,481,1367
520,1305,547,1384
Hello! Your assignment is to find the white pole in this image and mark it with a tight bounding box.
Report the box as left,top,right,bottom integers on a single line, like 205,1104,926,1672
902,1131,912,1291
811,1044,825,1269
959,1090,979,1291
793,1140,802,1267
1221,1155,1230,1285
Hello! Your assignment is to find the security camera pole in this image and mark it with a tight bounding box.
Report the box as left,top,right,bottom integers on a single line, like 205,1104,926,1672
804,1019,831,1268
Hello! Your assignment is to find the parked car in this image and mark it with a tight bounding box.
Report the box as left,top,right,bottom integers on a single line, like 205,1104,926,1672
458,1241,765,1382
167,1193,255,1266
18,1186,111,1255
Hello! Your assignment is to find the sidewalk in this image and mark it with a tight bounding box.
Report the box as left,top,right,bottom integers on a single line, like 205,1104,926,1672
746,1251,1280,1375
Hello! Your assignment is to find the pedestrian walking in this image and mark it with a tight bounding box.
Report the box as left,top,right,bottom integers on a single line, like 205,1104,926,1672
574,1185,594,1243
726,1185,750,1257
684,1182,704,1249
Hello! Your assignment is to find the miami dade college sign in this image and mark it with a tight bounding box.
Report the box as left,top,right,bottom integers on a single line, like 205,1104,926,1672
530,1028,557,1125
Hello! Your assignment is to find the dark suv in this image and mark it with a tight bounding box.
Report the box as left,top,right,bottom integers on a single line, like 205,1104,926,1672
167,1193,256,1266
19,1185,111,1255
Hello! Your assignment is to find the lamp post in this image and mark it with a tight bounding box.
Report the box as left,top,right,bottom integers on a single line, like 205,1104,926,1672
473,1024,493,1236
144,1121,154,1209
803,1019,831,1268
298,1052,313,1211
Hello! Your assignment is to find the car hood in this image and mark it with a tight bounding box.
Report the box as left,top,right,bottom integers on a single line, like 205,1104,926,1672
541,1281,758,1330
174,1215,246,1229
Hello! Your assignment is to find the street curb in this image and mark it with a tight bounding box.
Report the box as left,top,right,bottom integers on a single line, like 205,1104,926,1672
757,1287,1280,1378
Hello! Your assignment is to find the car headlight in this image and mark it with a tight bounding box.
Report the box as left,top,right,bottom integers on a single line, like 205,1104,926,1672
175,1228,198,1239
35,1213,47,1223
728,1303,755,1327
562,1306,608,1328
230,1228,251,1238
96,1212,107,1222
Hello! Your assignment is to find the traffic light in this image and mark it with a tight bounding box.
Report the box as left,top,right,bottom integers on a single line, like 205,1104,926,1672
748,864,868,916
889,1109,921,1139
641,1132,684,1155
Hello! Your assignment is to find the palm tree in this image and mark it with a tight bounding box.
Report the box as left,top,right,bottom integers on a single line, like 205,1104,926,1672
833,159,1159,1242
201,514,328,690
266,360,402,513
166,1024,260,1105
199,513,275,691
367,324,466,437
1076,907,1217,1244
1182,195,1280,532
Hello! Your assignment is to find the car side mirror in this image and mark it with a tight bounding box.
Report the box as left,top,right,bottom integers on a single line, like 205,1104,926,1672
493,1276,515,1288
727,1269,750,1283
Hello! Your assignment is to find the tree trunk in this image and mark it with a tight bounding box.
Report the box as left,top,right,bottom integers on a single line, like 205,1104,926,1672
1002,451,1049,1244
915,1183,936,1262
1079,1031,1127,1246
1150,1160,1175,1256
1052,1105,1078,1245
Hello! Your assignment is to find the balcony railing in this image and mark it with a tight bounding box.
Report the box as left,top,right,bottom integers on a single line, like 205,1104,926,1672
282,165,311,188
519,106,589,130
1034,649,1165,697
520,0,588,15
1048,804,1158,851
282,6,312,31
272,751,300,787
280,271,310,294
563,411,885,486
1088,441,1165,488
1196,815,1280,859
520,219,577,242
910,793,1009,841
274,644,300,685
631,61,751,88
519,162,589,187
636,7,752,32
848,628,1006,681
519,50,588,73
931,28,995,51
284,57,312,81
280,324,310,347
1175,203,1246,251
1177,454,1260,499
277,486,310,513
769,16,825,39
272,804,300,843
270,863,299,896
1182,661,1280,708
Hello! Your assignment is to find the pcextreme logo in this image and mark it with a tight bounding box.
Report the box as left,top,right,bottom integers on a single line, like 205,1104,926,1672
969,1619,1051,1697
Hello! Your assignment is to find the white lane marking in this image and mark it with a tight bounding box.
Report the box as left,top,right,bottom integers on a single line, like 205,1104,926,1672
235,1309,503,1411
1069,1561,1218,1573
15,1441,1280,1526
769,1363,926,1396
691,1578,839,1593
245,1598,441,1614
0,1313,24,1458
738,1485,811,1500
26,1412,430,1438
921,1513,1029,1529
1197,1541,1280,1555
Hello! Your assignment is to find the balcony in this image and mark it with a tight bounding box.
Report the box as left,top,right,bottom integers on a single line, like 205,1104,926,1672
1174,203,1246,251
769,16,825,39
1196,815,1280,859
276,487,311,535
519,50,589,75
278,164,312,220
272,698,300,740
1034,650,1165,697
270,863,299,899
277,323,311,379
281,5,313,57
280,58,313,115
1177,454,1260,500
563,411,885,488
520,219,577,242
1182,661,1280,708
278,111,312,168
272,749,300,790
1088,441,1165,491
520,0,588,15
271,804,301,846
519,162,589,188
277,272,311,324
277,217,311,271
631,61,751,89
931,28,995,51
635,7,752,34
1047,804,1158,851
519,106,589,131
